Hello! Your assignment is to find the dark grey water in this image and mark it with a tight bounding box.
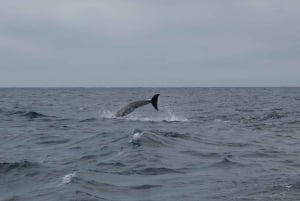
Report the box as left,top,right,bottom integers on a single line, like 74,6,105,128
1,88,300,201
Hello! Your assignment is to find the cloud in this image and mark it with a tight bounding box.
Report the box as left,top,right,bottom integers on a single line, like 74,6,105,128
0,0,300,86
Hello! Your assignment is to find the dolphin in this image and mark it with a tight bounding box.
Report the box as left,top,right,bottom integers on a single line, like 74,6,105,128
115,94,160,117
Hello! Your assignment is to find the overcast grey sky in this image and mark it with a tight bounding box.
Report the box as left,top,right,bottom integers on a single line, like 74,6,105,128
1,0,300,87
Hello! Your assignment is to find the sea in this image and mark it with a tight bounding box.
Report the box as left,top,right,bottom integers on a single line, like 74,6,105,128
0,87,300,201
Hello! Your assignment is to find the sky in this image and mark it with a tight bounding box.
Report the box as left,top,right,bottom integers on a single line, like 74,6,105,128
0,0,300,87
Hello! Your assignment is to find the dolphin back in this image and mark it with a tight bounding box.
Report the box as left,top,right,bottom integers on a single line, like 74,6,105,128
115,94,160,117
115,100,150,117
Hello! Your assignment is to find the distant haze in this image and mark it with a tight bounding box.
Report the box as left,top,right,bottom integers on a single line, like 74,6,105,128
1,1,300,87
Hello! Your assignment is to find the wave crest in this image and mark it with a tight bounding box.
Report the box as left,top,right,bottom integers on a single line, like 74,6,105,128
117,167,181,175
61,171,77,185
8,110,54,119
99,108,188,122
0,161,38,173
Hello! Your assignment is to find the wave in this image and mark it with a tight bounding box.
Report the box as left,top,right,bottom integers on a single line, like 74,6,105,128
129,129,187,146
181,150,221,159
127,115,188,122
79,118,99,123
151,130,188,138
130,130,144,145
128,107,189,122
130,184,162,189
61,171,77,185
73,190,107,201
13,111,48,119
99,108,189,122
116,167,181,175
37,139,70,145
287,121,300,125
207,158,246,169
0,108,61,120
99,110,115,118
260,111,286,121
5,110,57,120
235,108,254,113
96,162,126,167
0,161,39,173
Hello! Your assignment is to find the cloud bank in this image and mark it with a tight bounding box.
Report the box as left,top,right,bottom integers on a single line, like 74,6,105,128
1,0,300,87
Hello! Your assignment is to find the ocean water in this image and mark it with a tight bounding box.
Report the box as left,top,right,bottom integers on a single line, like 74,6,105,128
0,87,300,201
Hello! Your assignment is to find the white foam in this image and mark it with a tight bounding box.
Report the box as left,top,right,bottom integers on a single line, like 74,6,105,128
164,107,189,122
125,105,189,122
99,106,189,122
61,172,76,185
99,110,115,118
127,115,188,122
130,131,144,144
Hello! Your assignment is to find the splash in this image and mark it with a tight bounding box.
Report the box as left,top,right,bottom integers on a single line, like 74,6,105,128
163,107,189,122
61,171,76,185
99,110,115,118
99,106,188,122
130,130,144,145
125,114,188,122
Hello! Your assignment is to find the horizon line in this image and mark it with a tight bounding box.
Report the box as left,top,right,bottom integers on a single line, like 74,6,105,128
0,86,299,88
